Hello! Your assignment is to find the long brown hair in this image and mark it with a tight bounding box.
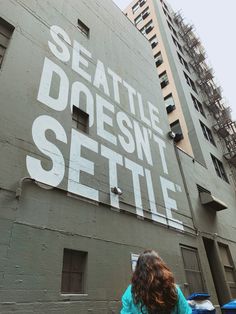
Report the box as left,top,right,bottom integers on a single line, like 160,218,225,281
131,250,177,314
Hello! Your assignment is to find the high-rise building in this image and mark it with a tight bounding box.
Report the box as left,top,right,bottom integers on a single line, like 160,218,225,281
124,0,236,307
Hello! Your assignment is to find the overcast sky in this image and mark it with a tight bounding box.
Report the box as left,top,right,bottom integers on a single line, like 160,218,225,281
112,0,236,119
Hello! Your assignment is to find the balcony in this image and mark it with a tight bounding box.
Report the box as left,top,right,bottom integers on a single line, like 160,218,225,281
224,146,236,166
197,69,214,88
213,122,231,139
216,107,232,123
203,99,221,115
179,24,193,39
185,37,201,50
173,12,184,26
208,86,222,102
199,68,214,82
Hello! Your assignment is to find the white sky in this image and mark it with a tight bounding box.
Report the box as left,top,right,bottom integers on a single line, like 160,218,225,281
112,0,236,120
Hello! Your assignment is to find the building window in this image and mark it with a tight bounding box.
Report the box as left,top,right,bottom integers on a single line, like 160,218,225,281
159,71,169,88
134,7,149,25
211,154,229,183
167,21,178,38
61,249,87,294
167,14,173,23
141,7,149,20
163,7,168,16
72,106,89,133
177,52,189,72
0,17,14,69
200,121,216,146
172,36,183,53
132,2,140,13
164,93,176,114
154,51,163,67
77,19,89,37
140,20,153,35
134,14,142,25
132,0,146,13
163,2,169,12
191,94,205,117
184,72,197,93
180,245,206,294
170,120,183,142
149,35,158,49
218,243,236,298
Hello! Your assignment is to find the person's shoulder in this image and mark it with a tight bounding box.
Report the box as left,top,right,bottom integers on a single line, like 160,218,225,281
122,284,132,298
175,284,182,295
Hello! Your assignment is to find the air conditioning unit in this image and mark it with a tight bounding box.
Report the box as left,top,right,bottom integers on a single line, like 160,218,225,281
146,26,153,34
166,104,176,114
168,131,176,139
151,42,157,49
174,132,184,142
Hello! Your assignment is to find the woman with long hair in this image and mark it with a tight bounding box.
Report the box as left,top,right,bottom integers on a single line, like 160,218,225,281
121,250,192,314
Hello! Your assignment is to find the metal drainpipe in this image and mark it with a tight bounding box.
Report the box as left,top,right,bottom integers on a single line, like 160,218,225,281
174,144,199,233
16,177,36,199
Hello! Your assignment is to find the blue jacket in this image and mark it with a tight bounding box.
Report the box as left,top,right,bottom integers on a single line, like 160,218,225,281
120,285,192,314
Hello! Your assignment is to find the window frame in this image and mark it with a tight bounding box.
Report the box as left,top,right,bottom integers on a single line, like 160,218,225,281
191,94,205,117
0,17,14,69
211,154,229,183
200,120,216,146
72,106,89,133
184,71,197,93
159,71,169,88
77,18,90,38
61,249,88,295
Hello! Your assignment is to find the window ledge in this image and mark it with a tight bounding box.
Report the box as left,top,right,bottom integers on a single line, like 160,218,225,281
60,293,88,301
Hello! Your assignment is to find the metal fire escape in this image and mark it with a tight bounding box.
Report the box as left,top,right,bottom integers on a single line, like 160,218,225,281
173,12,236,167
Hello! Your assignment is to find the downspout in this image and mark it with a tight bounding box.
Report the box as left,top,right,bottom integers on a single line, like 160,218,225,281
174,144,199,233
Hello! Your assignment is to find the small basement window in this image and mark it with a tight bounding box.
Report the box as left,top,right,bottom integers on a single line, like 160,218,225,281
72,106,89,133
61,249,87,294
77,18,89,37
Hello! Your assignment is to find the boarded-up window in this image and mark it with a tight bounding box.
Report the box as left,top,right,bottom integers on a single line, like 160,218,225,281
61,249,87,294
218,243,236,298
181,245,205,293
0,17,14,68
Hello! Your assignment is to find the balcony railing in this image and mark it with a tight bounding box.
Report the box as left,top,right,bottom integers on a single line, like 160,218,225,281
173,12,184,26
224,132,236,165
